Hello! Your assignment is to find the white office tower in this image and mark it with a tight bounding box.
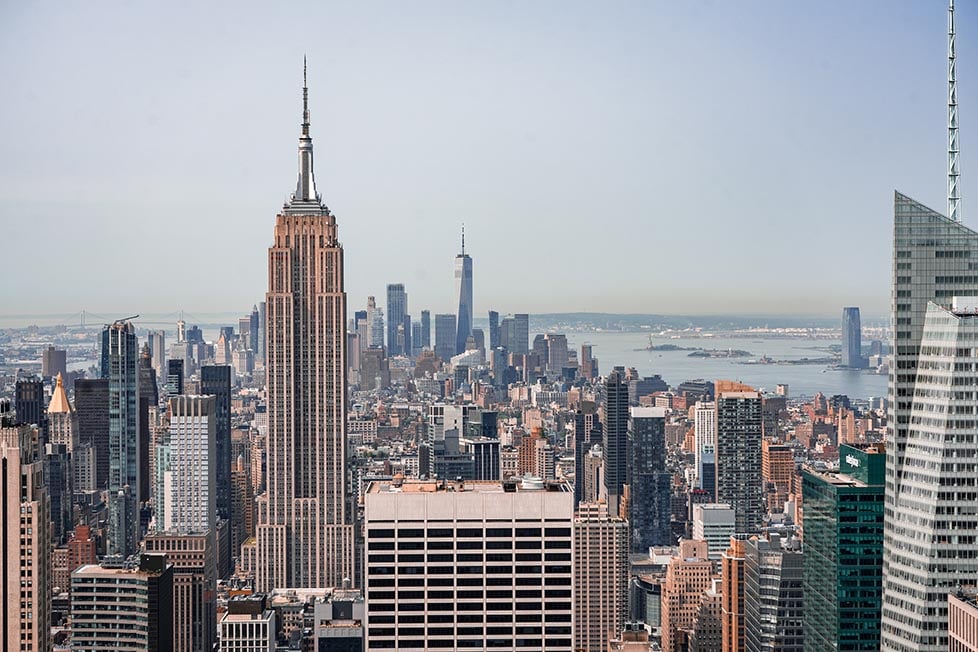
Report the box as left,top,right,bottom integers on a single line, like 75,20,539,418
693,401,716,493
692,503,736,561
158,395,216,533
881,298,978,650
363,478,574,651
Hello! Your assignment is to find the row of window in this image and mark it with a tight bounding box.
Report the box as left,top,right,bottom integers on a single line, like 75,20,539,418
368,589,572,600
369,527,571,538
369,539,571,551
369,638,571,649
368,613,571,625
370,601,572,612
368,552,571,563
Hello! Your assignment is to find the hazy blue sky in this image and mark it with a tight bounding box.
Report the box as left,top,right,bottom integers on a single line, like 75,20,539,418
1,1,975,319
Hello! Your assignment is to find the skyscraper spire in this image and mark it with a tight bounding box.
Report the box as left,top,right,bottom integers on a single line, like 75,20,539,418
302,55,310,138
289,56,322,209
949,0,961,222
461,223,465,255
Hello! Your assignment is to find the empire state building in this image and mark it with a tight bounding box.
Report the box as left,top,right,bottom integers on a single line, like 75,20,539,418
255,63,354,590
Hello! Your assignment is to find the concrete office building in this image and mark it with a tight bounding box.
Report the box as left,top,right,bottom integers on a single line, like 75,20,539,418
761,440,794,514
743,534,804,652
47,372,76,450
692,504,736,562
70,555,174,651
694,401,716,496
221,595,277,652
722,535,748,652
573,403,602,510
574,501,629,652
314,587,366,650
143,532,217,652
43,344,68,379
0,406,51,652
715,383,764,535
363,478,574,651
158,395,216,534
949,593,978,652
661,539,715,652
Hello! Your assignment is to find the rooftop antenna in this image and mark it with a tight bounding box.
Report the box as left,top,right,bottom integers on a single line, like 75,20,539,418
949,0,961,221
461,223,465,256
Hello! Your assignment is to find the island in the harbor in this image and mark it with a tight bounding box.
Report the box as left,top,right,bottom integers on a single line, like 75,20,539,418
688,349,752,358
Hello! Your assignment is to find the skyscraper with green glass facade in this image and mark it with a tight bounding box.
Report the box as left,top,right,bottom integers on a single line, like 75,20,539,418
801,444,885,651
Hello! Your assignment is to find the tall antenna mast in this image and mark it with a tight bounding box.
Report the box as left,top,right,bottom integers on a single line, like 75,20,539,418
949,0,961,221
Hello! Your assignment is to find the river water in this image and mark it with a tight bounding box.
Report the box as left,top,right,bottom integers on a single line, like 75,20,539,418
554,332,887,400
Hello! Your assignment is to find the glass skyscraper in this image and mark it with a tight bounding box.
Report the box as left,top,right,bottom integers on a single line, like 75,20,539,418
628,407,672,550
882,299,978,650
802,444,885,651
454,233,473,355
102,320,140,557
883,192,978,651
386,283,408,356
841,306,866,368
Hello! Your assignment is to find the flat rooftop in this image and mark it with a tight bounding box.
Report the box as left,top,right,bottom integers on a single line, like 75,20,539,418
367,478,571,494
803,467,871,488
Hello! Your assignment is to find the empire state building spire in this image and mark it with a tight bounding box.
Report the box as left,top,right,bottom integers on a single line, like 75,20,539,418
287,57,326,214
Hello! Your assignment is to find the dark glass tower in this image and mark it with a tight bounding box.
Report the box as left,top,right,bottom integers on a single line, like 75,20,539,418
200,365,231,524
102,320,140,557
454,228,473,355
603,367,629,517
15,378,46,443
841,307,866,368
574,403,602,511
75,378,110,489
138,343,158,505
514,313,529,355
488,310,500,351
386,283,408,356
435,313,457,363
166,359,184,396
803,445,884,651
420,310,431,349
629,407,672,550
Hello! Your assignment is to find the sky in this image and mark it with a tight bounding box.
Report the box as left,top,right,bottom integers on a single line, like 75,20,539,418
1,1,975,320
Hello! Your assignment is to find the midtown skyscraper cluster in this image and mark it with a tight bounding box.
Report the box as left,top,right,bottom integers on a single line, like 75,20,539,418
2,3,977,651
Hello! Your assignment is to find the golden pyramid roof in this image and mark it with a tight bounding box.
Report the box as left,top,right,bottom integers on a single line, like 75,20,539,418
47,373,73,414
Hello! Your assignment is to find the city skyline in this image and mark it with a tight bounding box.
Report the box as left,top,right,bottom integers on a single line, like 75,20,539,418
2,1,976,316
